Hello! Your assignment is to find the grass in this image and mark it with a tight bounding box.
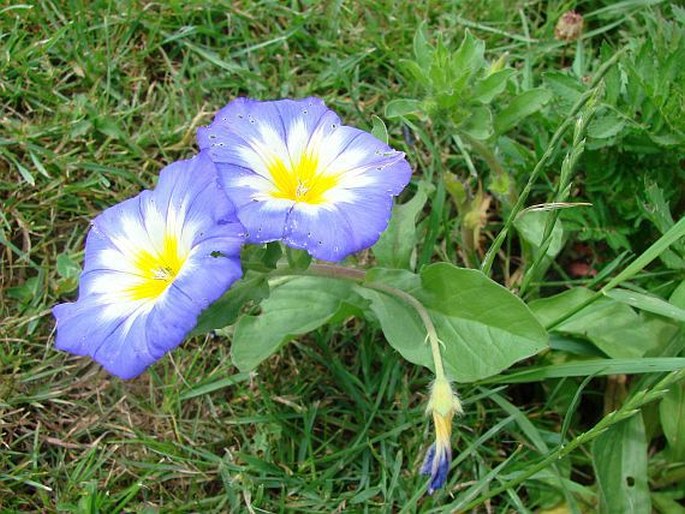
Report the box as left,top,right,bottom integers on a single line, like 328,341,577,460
2,0,684,512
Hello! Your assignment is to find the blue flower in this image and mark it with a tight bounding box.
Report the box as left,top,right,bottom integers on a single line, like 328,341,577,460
52,151,245,379
197,97,412,262
420,377,462,494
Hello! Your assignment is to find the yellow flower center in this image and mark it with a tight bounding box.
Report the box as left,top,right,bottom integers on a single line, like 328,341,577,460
127,234,186,301
268,152,338,204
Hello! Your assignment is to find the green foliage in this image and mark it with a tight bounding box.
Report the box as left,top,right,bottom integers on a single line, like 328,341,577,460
660,382,685,461
593,415,651,513
386,27,549,144
359,264,548,382
229,262,547,382
373,183,429,270
232,277,363,371
531,288,678,358
3,1,685,512
549,7,685,253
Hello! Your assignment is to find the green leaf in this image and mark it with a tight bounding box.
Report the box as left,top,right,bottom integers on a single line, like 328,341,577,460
354,284,431,373
373,184,428,269
471,68,515,104
670,280,685,308
241,242,282,272
495,88,552,134
530,288,676,358
514,210,565,258
358,264,548,382
179,372,251,401
602,217,685,292
641,183,685,269
413,24,432,72
231,277,361,371
485,357,685,384
451,29,485,84
56,252,81,294
460,105,493,140
660,382,685,460
370,115,389,144
94,117,125,140
587,113,626,139
593,414,651,514
399,59,430,89
56,253,81,279
385,99,423,119
192,272,270,335
601,43,621,106
642,182,677,236
286,247,312,271
605,288,685,322
651,492,685,514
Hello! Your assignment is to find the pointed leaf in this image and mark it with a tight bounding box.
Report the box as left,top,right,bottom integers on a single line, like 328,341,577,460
593,415,651,514
385,99,424,119
471,68,515,104
192,272,270,335
531,288,679,358
373,184,428,269
413,24,433,71
451,29,485,81
605,288,685,322
660,382,685,460
460,105,493,140
544,71,584,109
515,210,565,258
495,88,552,134
358,264,548,382
231,277,360,371
587,113,626,139
370,115,389,144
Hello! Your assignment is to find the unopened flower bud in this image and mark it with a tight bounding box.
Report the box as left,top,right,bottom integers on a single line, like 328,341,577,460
420,377,463,494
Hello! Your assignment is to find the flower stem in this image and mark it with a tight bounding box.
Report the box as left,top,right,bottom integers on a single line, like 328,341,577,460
287,263,447,380
365,280,446,380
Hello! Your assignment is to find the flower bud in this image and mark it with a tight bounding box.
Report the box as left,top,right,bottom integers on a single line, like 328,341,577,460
420,377,463,494
555,11,584,42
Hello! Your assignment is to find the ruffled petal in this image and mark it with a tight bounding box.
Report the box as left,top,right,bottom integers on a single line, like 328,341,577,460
283,190,394,261
53,152,245,379
199,97,412,262
53,299,158,379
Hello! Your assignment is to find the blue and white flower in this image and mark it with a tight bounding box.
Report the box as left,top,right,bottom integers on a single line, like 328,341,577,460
198,97,412,262
53,151,245,379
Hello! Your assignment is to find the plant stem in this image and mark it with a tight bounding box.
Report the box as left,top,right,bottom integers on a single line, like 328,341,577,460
459,368,685,510
293,263,447,380
518,92,599,296
545,216,685,331
480,48,626,277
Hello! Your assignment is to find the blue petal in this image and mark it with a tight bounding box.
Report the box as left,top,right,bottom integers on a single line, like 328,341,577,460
330,127,413,195
198,97,330,167
214,161,293,243
54,300,160,379
420,444,437,476
283,192,393,262
420,443,452,494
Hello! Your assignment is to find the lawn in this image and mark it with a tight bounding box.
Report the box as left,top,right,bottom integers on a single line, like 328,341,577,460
2,1,684,512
